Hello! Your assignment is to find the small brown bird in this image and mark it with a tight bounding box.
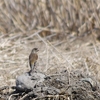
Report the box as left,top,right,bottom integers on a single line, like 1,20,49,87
29,48,39,72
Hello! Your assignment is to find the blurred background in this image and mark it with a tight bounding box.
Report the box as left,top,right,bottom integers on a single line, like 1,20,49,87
0,0,100,36
0,0,100,87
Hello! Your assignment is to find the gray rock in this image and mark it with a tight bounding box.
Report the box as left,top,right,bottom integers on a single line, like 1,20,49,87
16,72,45,91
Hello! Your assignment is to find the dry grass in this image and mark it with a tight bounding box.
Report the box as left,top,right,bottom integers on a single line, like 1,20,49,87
0,0,100,92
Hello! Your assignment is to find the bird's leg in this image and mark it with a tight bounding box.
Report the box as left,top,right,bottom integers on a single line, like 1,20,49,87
30,62,37,75
31,65,34,73
31,62,36,73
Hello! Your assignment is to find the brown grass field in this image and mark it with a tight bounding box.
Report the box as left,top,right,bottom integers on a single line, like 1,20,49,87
0,0,100,99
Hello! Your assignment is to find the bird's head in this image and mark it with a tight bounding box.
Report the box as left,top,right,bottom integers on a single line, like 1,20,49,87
31,48,39,53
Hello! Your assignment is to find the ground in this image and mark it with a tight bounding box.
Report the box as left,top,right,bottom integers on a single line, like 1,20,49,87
0,31,100,99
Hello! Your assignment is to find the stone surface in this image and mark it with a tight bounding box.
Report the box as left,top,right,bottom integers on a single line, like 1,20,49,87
16,71,45,91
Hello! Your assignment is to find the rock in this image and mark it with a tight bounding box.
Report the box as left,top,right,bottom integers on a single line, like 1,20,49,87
16,71,45,91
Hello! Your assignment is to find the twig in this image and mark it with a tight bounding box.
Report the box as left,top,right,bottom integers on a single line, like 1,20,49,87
8,93,19,100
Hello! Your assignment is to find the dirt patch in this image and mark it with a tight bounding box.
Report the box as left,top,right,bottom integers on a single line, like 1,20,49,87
0,69,100,100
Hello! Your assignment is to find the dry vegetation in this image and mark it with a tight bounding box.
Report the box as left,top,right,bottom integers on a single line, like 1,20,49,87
0,0,100,99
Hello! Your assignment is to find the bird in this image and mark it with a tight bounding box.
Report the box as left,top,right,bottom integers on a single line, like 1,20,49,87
29,48,39,72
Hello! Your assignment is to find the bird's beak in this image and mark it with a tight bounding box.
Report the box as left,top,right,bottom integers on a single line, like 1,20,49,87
37,49,39,52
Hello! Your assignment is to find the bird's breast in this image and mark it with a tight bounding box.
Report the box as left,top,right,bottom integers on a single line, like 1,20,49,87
29,53,38,63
